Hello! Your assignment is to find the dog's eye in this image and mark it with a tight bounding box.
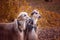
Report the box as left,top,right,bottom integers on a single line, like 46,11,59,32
35,13,37,14
24,15,26,16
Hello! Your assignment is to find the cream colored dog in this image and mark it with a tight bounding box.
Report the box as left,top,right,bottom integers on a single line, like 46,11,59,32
28,10,41,40
17,12,30,40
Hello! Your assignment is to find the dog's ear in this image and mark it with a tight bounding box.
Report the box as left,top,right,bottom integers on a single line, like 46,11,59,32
29,19,33,25
31,13,34,16
17,15,23,21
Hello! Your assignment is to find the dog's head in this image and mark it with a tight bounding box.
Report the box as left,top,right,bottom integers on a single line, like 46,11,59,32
17,12,30,21
31,10,41,19
17,12,30,31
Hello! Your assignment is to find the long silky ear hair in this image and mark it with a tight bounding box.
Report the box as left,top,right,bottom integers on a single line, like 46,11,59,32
31,12,34,16
17,15,23,21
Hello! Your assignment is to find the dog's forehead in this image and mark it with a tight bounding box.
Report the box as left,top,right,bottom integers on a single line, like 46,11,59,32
18,12,28,17
20,12,28,15
33,10,39,14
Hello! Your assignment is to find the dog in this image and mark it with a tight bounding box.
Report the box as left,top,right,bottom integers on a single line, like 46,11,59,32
25,9,41,40
0,12,30,40
16,12,30,40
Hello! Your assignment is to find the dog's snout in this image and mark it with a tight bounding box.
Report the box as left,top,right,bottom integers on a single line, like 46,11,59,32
38,16,41,18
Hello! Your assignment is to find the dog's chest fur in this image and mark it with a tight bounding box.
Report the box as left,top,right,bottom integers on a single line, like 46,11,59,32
18,21,26,31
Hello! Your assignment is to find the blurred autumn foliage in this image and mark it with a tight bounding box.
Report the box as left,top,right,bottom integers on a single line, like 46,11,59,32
0,0,20,22
0,0,60,28
0,0,34,22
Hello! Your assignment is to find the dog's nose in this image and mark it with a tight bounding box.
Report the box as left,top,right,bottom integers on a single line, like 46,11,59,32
38,16,41,18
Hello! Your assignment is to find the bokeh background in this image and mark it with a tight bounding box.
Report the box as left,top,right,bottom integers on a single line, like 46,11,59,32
0,0,60,28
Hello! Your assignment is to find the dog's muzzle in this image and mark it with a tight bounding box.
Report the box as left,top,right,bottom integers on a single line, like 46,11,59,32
38,16,41,19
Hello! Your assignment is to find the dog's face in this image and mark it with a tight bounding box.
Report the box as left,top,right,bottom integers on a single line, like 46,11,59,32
31,10,41,19
17,12,30,21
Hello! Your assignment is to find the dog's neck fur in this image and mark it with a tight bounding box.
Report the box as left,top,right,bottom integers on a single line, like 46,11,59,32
17,19,26,31
20,20,26,30
31,16,38,25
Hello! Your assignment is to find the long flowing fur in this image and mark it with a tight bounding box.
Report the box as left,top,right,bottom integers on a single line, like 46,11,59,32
26,10,41,40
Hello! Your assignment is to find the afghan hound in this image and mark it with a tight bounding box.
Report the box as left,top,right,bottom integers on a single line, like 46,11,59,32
24,10,41,40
